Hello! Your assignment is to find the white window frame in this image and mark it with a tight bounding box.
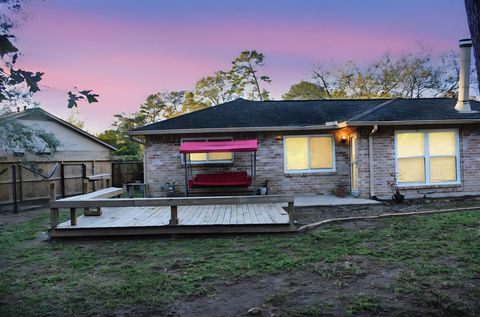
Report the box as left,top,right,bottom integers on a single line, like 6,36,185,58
283,134,336,174
181,137,234,165
394,129,461,187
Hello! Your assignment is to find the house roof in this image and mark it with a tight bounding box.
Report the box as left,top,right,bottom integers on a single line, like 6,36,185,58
129,98,480,136
1,107,117,151
130,98,389,135
348,98,480,125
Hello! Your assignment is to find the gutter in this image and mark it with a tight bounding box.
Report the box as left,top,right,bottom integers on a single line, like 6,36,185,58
369,125,378,199
128,124,343,136
347,119,480,126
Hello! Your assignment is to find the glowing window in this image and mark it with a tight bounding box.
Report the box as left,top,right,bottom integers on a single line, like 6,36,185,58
396,130,458,185
285,135,334,172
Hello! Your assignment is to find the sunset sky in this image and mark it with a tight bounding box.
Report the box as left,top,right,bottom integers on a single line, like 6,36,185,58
15,0,470,133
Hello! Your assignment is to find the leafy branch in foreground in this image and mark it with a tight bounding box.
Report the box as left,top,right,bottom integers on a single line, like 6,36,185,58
0,0,100,157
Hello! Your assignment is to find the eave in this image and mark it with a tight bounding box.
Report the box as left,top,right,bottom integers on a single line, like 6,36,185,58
128,123,346,136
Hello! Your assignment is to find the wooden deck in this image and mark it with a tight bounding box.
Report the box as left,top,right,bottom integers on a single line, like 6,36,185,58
51,204,293,237
48,184,295,237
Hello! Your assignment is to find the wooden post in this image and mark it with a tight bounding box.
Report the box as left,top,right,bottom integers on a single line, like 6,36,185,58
49,182,58,228
82,163,87,194
82,179,89,194
102,178,106,189
11,164,18,213
288,201,295,224
169,205,178,225
106,178,111,187
60,162,66,198
92,160,96,191
18,164,23,203
70,207,77,226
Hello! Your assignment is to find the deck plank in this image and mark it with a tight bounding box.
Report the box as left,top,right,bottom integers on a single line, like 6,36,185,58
56,202,290,231
253,204,270,224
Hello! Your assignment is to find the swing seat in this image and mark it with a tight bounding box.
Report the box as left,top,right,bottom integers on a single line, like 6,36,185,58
188,171,252,189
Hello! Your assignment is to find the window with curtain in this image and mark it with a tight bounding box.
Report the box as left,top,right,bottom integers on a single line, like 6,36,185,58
396,130,459,185
284,135,335,172
182,138,233,164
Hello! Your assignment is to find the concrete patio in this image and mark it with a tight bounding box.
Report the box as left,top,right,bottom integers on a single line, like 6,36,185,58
283,195,381,207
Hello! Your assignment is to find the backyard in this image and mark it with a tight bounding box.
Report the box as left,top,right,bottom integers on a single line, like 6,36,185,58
0,199,479,316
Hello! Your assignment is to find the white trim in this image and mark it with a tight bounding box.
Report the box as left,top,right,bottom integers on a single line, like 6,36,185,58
129,124,344,136
350,134,359,195
180,137,234,165
394,129,461,187
283,134,336,174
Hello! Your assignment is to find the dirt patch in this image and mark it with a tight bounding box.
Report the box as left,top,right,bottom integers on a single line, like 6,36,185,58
293,197,480,226
0,205,49,226
164,254,478,316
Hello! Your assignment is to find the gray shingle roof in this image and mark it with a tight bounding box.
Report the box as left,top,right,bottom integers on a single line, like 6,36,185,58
350,98,480,122
132,98,388,132
131,97,480,134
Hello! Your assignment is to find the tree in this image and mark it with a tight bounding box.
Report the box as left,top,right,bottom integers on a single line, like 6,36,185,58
0,0,98,157
194,71,235,106
65,108,86,130
465,0,480,93
310,47,473,99
282,81,328,100
228,50,271,101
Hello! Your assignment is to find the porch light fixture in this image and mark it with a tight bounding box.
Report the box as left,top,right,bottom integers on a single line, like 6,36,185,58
341,135,347,143
274,134,283,141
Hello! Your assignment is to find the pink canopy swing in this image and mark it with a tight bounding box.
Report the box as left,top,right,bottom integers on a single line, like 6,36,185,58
179,139,258,196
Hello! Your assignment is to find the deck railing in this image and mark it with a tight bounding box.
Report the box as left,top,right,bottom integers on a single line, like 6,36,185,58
49,182,295,228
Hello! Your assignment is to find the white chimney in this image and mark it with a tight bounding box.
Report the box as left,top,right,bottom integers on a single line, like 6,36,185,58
455,39,474,112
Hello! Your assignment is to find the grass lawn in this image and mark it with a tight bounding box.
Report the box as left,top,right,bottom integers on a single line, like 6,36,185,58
0,208,479,316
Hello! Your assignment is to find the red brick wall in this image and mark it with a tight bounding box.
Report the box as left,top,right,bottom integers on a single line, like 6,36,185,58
355,125,480,199
144,131,351,197
144,124,480,199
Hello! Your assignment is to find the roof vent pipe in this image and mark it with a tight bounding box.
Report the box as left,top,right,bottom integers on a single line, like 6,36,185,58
455,39,474,112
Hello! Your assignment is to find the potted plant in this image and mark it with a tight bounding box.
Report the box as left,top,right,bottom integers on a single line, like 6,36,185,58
335,181,348,198
389,173,404,203
259,180,269,195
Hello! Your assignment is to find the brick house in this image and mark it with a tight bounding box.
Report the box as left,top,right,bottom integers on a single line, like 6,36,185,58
130,40,480,200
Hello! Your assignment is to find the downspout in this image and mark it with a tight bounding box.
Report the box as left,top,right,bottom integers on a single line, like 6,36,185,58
369,125,378,199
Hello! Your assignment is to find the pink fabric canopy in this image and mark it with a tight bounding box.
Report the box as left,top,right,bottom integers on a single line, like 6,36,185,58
180,139,258,153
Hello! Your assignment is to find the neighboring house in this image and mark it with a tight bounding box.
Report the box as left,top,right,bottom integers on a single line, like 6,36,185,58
130,39,480,200
0,107,116,161
0,107,117,203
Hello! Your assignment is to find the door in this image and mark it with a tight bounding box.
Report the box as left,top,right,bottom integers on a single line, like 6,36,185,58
350,135,358,194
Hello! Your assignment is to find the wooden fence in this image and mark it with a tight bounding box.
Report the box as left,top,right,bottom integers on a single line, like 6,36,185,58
0,159,112,210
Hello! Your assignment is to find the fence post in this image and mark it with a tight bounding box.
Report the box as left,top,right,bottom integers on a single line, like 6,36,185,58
60,162,66,198
169,205,178,225
82,164,87,194
11,164,18,213
111,162,115,187
49,182,58,228
18,164,23,203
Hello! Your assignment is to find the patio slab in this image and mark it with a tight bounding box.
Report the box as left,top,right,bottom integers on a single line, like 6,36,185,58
282,195,381,207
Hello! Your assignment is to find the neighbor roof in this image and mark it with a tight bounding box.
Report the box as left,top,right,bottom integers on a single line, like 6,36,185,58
1,108,117,151
129,98,480,135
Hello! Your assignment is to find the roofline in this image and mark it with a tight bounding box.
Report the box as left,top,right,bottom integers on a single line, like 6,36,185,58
3,108,118,151
347,119,480,126
128,124,345,136
128,117,480,135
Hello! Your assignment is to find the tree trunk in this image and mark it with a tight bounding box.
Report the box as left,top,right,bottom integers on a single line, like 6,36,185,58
465,0,480,93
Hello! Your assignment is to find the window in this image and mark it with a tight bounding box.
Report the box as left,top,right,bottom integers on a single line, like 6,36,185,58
181,137,233,164
395,130,459,185
284,135,335,173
